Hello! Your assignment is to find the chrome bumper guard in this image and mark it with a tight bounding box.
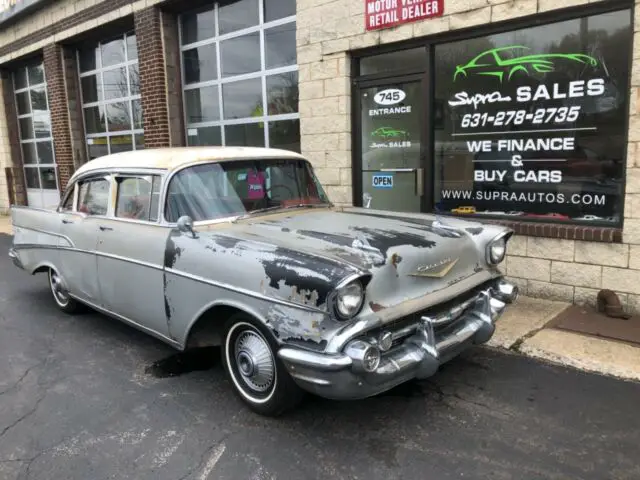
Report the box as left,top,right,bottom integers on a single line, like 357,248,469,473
278,279,518,400
8,247,24,270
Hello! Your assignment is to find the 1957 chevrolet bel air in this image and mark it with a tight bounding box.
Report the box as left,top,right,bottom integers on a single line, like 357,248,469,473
9,146,518,416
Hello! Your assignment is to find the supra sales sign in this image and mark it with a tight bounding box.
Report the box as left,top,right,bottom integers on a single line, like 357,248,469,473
365,0,444,31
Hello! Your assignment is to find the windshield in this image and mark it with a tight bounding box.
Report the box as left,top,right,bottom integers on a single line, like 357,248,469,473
164,158,331,222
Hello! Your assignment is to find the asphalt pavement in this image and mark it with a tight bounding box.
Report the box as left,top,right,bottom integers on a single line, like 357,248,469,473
1,233,639,480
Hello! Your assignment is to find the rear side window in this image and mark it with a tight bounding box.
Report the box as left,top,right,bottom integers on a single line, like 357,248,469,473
77,177,110,216
115,175,162,222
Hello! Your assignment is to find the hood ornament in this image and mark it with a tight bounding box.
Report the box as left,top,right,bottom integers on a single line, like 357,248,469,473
410,257,459,278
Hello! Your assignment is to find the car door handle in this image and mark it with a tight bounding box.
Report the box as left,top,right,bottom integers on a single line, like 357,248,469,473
99,225,113,231
62,219,74,224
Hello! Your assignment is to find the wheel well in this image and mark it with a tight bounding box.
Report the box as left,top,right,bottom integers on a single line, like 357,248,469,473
33,266,51,275
185,305,249,349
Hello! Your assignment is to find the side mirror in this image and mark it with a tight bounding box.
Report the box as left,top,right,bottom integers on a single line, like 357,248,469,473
177,215,197,238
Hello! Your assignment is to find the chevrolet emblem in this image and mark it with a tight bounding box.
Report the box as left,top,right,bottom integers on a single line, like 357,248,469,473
410,258,459,278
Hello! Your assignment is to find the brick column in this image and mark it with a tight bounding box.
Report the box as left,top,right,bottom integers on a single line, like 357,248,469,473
135,7,184,148
0,70,27,207
43,43,87,193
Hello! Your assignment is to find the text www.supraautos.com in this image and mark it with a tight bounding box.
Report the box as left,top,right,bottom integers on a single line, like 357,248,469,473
440,190,606,206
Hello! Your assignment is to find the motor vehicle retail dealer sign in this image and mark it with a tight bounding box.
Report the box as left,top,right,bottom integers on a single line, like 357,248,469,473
365,0,444,31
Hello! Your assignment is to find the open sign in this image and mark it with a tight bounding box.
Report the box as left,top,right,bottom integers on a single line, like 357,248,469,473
372,174,394,189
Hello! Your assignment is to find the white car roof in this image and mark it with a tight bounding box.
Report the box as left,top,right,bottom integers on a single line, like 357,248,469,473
69,146,307,183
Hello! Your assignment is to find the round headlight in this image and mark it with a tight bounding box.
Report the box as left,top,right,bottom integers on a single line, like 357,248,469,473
335,281,364,319
488,238,506,264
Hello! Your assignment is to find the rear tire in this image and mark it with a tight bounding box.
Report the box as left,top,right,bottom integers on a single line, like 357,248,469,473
48,268,82,314
221,313,304,416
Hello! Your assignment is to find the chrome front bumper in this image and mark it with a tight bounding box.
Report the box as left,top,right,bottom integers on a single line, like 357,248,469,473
8,248,24,270
278,278,518,400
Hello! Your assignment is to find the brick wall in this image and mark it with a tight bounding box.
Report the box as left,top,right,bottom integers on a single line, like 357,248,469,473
161,10,185,147
296,0,640,313
43,44,75,193
134,6,172,149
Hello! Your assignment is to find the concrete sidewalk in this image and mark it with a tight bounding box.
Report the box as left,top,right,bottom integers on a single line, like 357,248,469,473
0,214,11,235
489,295,640,383
1,212,638,383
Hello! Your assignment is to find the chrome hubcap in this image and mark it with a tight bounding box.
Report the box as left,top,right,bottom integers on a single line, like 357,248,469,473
50,271,69,304
234,331,274,393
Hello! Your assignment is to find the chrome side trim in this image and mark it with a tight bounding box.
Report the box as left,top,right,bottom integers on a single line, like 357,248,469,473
95,250,164,271
70,294,182,350
164,267,328,314
11,225,75,247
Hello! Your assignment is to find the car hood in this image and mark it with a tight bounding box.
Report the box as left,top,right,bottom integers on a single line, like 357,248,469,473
196,207,500,311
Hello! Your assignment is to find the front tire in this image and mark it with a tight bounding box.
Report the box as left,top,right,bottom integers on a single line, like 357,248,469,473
48,268,82,314
221,314,304,416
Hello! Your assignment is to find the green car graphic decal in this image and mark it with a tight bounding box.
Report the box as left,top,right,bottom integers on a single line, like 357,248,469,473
453,46,598,82
371,126,408,139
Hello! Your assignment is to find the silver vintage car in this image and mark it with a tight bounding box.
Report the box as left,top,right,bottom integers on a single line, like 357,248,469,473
9,147,518,416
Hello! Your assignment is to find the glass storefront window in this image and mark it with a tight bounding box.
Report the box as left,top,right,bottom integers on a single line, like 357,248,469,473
179,2,299,151
13,60,59,207
78,32,142,160
434,9,631,225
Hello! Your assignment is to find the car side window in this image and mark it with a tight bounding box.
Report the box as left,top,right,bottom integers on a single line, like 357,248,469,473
115,175,161,222
60,186,75,212
77,177,110,216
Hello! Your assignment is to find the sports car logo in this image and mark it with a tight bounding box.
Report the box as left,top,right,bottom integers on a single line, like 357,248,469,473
410,258,459,278
454,46,598,83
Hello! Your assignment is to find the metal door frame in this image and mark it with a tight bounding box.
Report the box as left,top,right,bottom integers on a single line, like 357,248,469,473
352,68,433,213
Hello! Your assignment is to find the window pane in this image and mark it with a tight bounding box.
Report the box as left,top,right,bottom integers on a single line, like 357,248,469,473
33,113,51,138
116,176,156,220
185,86,219,123
78,178,110,216
27,63,44,86
24,167,40,189
264,0,295,22
222,78,262,119
101,36,125,67
30,87,47,111
19,117,33,139
265,23,296,69
106,102,132,131
266,72,298,115
103,67,128,100
84,106,106,134
22,143,37,164
88,139,108,159
14,68,27,90
225,123,264,147
269,119,300,152
81,75,101,103
39,167,57,190
220,33,260,77
129,65,140,96
218,0,258,35
110,135,133,154
126,34,138,60
433,9,632,224
360,47,427,75
181,7,215,45
187,126,221,146
132,100,143,129
16,92,30,115
79,45,99,72
183,45,217,84
135,134,145,150
36,141,54,164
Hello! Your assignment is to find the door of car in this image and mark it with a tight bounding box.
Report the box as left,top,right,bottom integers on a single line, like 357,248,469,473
95,173,169,337
57,174,111,304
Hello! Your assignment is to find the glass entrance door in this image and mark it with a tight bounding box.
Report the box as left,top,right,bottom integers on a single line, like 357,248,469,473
359,80,425,213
